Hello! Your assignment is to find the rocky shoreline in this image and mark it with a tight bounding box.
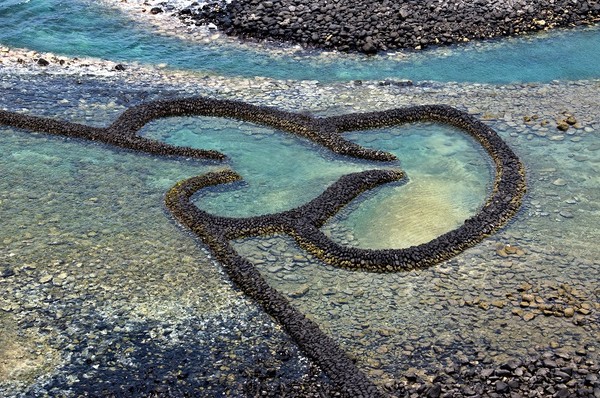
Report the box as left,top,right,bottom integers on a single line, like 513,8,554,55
179,0,600,53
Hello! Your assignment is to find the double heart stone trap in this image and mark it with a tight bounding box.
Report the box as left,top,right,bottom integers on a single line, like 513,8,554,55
1,97,526,397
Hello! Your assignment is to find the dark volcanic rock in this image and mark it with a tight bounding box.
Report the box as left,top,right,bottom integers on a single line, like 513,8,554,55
1,266,15,278
181,0,600,54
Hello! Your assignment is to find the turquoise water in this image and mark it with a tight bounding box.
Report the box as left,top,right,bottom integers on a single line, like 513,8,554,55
141,116,373,216
140,118,489,235
329,125,490,249
1,0,600,82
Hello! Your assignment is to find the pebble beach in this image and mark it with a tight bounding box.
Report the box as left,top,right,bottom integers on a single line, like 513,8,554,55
0,1,599,397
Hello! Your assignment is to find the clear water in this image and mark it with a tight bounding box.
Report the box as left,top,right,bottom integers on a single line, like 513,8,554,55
1,0,600,83
140,117,489,229
140,116,374,217
327,124,490,249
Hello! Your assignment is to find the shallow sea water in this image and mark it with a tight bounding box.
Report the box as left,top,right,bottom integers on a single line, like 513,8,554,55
0,1,599,395
2,0,600,83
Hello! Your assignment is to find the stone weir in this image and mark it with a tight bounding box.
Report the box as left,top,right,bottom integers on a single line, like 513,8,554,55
1,97,526,397
181,0,600,53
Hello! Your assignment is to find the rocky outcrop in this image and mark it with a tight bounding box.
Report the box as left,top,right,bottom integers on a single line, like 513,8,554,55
182,0,600,53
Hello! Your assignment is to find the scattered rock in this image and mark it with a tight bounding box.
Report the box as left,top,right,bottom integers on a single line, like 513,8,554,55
557,120,569,131
496,380,509,393
496,243,525,257
288,284,310,298
523,313,536,321
518,282,533,292
552,178,568,186
560,211,574,219
491,300,505,309
1,267,15,278
427,383,442,397
522,293,535,303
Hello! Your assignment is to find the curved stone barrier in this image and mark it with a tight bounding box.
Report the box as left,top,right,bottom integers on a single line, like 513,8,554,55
320,105,527,270
0,108,225,160
0,97,396,162
1,97,526,397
